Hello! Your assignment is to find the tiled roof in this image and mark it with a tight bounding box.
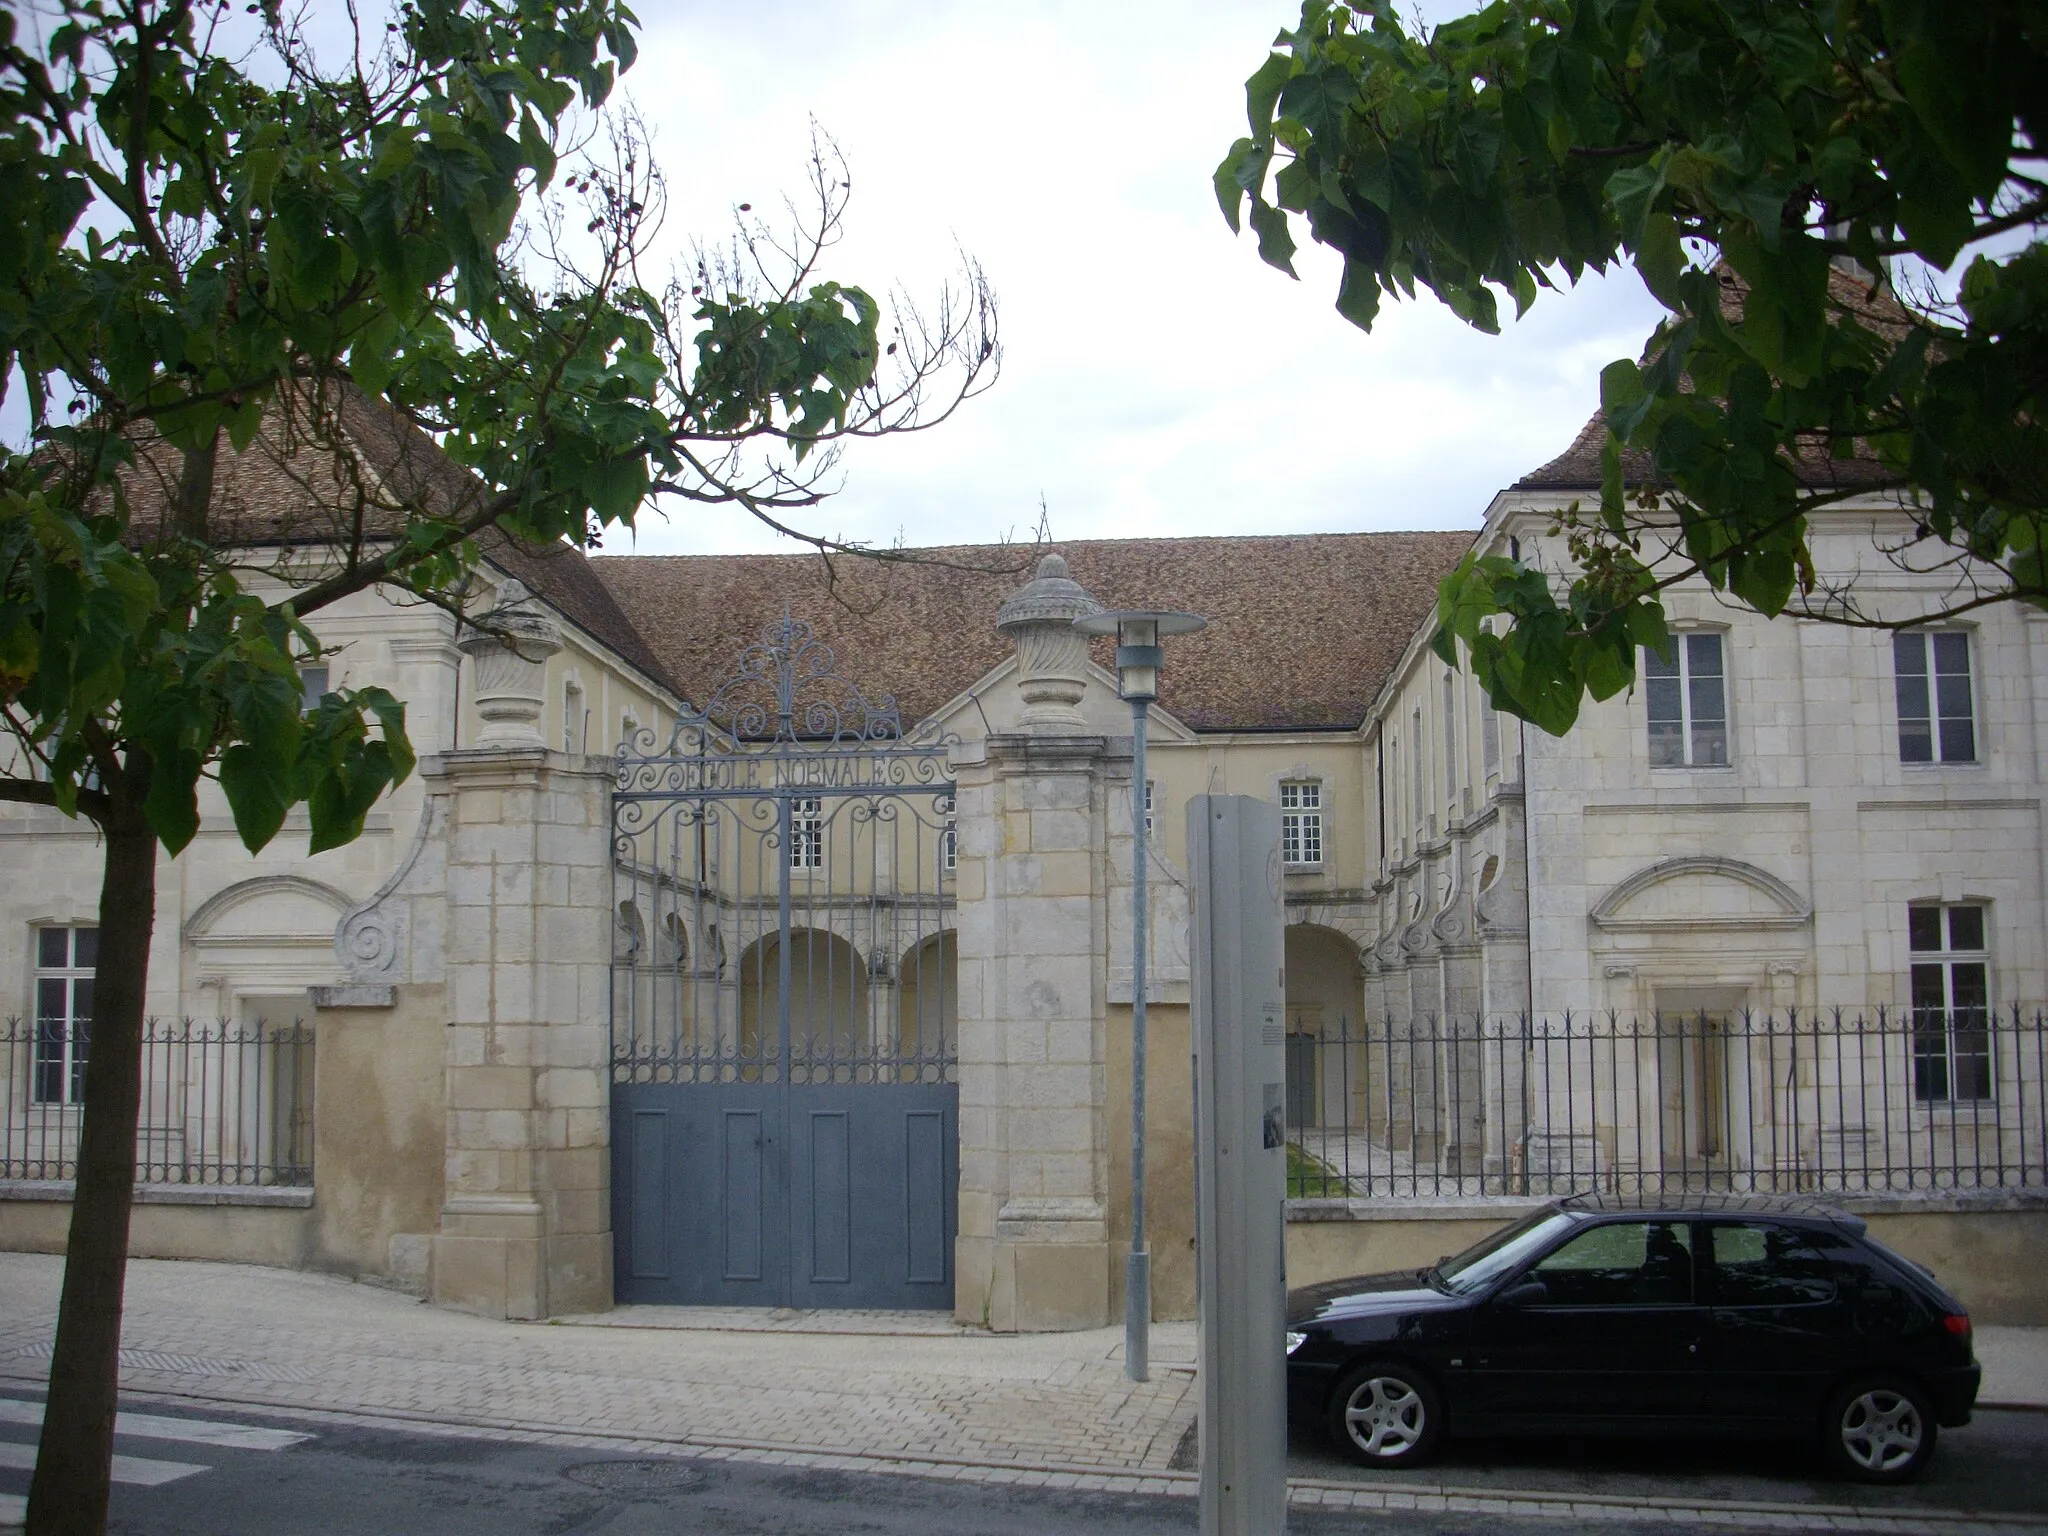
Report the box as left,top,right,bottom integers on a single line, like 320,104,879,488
101,396,1474,726
592,531,1475,732
1516,266,1910,493
108,392,677,690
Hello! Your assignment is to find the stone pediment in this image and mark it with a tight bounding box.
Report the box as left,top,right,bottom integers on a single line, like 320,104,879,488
1590,856,1811,932
184,875,355,947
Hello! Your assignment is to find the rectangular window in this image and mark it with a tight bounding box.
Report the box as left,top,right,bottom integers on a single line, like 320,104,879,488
789,797,824,870
1375,736,1387,866
563,684,582,754
1645,632,1729,768
1411,708,1424,827
1279,780,1323,867
1143,780,1155,837
1909,903,1992,1102
936,794,957,872
33,925,96,1105
1894,631,1976,764
1442,673,1458,801
297,664,329,714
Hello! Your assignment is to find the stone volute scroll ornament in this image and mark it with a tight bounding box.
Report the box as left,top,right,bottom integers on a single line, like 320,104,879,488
457,577,564,747
995,552,1103,732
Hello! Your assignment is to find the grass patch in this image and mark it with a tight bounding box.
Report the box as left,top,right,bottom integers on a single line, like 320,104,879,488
1286,1140,1346,1197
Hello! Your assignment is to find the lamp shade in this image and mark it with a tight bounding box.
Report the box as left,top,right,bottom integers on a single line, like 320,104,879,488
1074,609,1207,703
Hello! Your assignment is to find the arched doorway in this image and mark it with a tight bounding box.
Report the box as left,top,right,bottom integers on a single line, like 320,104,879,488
896,931,957,1072
739,928,872,1066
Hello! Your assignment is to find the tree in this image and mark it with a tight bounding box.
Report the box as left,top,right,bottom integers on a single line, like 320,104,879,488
0,3,997,1530
1217,0,2048,734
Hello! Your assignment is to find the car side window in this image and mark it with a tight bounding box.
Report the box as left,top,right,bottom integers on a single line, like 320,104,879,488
1709,1223,1839,1307
1531,1221,1693,1307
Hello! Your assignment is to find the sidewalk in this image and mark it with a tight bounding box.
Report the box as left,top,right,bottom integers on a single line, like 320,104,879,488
1981,1326,2048,1411
1,1252,2043,1535
0,1254,1197,1473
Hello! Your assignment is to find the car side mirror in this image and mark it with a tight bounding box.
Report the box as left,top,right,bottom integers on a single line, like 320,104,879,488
1497,1279,1549,1308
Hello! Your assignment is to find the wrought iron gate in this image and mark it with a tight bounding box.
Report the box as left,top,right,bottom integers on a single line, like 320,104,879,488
609,619,958,1308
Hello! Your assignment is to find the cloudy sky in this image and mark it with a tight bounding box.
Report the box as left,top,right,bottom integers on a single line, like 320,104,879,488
612,0,1668,557
8,0,1671,555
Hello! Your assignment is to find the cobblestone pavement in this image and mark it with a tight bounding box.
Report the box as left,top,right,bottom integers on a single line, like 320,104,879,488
0,1254,1196,1473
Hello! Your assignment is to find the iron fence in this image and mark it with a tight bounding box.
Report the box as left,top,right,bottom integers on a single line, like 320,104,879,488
1284,1006,2048,1201
0,1017,314,1186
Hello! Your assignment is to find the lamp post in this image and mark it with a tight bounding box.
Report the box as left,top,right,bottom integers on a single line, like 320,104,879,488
1076,608,1205,1383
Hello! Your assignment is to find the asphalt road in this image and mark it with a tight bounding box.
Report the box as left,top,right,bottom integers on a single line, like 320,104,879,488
3,1391,2045,1536
1284,1406,2048,1520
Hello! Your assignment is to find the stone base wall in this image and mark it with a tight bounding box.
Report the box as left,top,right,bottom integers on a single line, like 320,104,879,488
0,1193,317,1273
1104,1001,1196,1322
0,979,451,1292
307,981,447,1282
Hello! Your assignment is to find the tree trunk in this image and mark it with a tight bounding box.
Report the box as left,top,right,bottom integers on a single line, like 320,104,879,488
26,794,158,1536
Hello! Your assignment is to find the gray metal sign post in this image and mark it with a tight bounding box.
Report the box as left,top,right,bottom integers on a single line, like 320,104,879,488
1186,794,1288,1536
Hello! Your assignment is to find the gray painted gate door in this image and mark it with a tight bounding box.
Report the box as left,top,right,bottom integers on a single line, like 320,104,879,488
609,620,958,1309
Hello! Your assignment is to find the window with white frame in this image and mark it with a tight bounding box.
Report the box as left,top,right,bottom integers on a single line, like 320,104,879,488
1279,780,1322,867
938,794,957,872
1894,631,1977,764
297,664,329,714
1645,631,1729,767
1143,780,1155,837
33,926,96,1105
1909,904,1992,1102
789,796,824,870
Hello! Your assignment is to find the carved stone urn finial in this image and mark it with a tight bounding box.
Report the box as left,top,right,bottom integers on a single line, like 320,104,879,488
458,578,564,747
995,552,1103,732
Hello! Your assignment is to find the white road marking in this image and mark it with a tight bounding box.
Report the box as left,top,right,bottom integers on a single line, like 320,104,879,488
0,1491,22,1526
0,1437,207,1486
0,1396,309,1452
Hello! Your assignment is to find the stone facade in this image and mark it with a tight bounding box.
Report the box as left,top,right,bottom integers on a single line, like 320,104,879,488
3,479,2043,1328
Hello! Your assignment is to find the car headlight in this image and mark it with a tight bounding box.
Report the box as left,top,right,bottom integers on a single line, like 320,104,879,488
1286,1330,1307,1355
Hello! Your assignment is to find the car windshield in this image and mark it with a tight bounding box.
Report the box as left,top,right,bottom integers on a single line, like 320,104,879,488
1432,1210,1577,1295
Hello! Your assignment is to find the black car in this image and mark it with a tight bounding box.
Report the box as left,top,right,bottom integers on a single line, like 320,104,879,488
1286,1194,1981,1483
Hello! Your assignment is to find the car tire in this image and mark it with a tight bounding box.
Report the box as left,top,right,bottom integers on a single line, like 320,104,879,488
1821,1375,1937,1484
1325,1360,1445,1469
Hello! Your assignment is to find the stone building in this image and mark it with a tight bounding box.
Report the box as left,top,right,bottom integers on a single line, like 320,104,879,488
3,401,2044,1329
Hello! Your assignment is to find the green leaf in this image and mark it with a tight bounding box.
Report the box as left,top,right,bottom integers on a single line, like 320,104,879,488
143,744,203,855
1247,198,1299,278
1334,255,1382,329
1635,211,1685,309
1245,51,1294,134
220,742,290,852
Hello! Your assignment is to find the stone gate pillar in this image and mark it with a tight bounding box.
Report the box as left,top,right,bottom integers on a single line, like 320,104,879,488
428,587,615,1319
953,555,1117,1331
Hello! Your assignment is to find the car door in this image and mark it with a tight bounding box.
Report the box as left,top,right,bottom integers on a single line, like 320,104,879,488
1700,1220,1857,1427
1465,1218,1706,1427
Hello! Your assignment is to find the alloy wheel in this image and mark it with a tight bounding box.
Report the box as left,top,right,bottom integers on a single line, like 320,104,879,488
1342,1375,1427,1459
1839,1388,1925,1474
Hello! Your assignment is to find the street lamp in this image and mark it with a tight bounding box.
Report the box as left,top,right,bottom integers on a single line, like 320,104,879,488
1075,608,1206,1383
